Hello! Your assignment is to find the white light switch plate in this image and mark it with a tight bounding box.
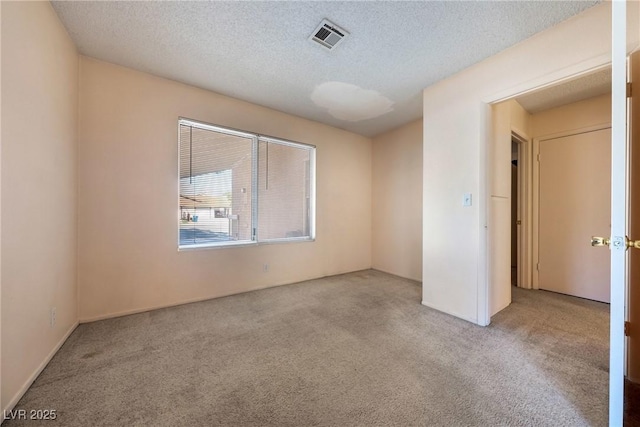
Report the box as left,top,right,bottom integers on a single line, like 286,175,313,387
463,193,472,207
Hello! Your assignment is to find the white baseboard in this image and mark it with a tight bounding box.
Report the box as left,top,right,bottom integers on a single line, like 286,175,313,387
79,293,235,323
79,278,332,323
2,321,79,419
370,267,422,283
491,300,511,318
421,300,479,325
80,267,374,323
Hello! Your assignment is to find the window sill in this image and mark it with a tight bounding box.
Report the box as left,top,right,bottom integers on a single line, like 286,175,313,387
177,237,315,252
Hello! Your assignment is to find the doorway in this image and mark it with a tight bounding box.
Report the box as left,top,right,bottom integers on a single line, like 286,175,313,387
490,72,613,316
478,5,634,422
490,75,614,423
491,69,612,305
511,139,518,286
510,133,528,290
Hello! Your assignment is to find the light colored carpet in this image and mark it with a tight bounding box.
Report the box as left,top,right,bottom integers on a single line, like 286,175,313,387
5,270,609,426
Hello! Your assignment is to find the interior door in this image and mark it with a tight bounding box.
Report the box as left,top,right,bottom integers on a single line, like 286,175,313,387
627,51,640,382
538,129,611,302
609,3,629,423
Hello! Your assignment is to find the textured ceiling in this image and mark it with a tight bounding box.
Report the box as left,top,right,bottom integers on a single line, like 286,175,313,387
51,1,600,137
516,67,611,114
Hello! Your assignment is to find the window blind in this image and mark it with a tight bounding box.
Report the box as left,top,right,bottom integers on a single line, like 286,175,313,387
258,138,313,241
179,123,254,247
178,118,315,249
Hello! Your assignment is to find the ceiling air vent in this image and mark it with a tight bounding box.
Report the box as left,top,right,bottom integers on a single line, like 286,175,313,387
309,19,349,50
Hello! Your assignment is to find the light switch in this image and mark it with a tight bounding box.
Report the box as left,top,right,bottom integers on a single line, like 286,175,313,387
463,193,472,207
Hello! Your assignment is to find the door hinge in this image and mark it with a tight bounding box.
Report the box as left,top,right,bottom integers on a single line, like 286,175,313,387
536,263,540,271
627,82,633,98
537,154,540,162
625,321,631,337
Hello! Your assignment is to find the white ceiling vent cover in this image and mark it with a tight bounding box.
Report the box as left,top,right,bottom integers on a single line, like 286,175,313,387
309,19,349,50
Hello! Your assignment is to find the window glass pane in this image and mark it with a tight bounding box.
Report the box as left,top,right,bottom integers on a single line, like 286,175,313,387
179,124,253,246
258,139,312,241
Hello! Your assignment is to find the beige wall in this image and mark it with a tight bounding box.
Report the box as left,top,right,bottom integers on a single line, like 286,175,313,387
532,93,611,138
1,1,78,412
372,119,422,281
422,2,638,324
490,100,531,203
78,57,372,321
489,100,531,316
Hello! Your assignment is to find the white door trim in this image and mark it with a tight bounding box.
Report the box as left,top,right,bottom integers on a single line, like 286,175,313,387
511,130,533,290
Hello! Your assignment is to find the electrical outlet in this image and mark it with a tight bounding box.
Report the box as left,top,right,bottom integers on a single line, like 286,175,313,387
50,307,56,328
263,263,269,273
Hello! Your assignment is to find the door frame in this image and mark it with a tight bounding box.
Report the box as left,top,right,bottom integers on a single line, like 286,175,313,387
481,60,612,327
511,130,533,289
483,66,612,325
531,124,612,291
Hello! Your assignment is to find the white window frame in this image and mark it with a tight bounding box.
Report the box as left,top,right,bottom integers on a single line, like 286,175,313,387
177,117,316,250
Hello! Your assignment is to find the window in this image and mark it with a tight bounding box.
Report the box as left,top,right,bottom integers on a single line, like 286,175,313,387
178,118,315,249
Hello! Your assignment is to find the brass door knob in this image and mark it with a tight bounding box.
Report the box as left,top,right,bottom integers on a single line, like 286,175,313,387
591,236,610,247
627,239,640,250
591,236,640,249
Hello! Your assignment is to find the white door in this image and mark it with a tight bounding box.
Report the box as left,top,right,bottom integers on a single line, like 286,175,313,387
609,2,628,424
538,129,611,302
